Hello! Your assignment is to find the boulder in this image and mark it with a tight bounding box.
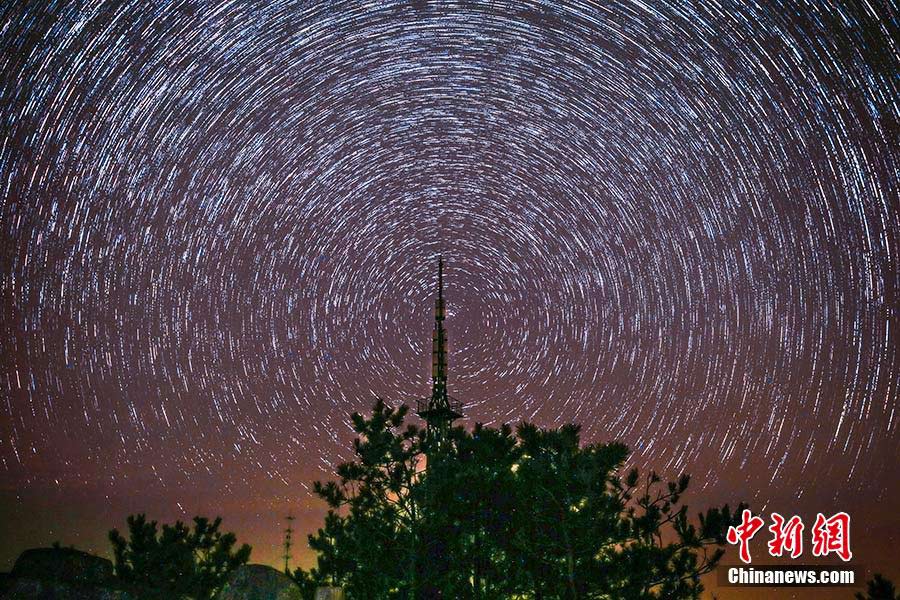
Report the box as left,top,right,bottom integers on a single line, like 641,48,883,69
11,548,114,586
0,577,134,599
0,548,136,599
215,564,302,600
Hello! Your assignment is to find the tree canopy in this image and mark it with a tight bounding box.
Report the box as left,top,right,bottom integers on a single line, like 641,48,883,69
856,574,899,600
295,399,744,599
109,513,251,599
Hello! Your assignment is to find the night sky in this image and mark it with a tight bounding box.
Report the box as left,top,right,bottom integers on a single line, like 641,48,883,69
1,0,898,596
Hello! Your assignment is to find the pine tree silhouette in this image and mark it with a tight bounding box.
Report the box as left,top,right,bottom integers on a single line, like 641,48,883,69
295,398,745,599
856,574,899,600
108,514,251,599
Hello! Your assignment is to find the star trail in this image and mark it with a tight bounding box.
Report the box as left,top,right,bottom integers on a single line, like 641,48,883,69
1,0,898,586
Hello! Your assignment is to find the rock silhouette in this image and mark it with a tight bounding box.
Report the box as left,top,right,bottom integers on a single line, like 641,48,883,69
12,547,114,585
215,565,302,600
0,547,129,599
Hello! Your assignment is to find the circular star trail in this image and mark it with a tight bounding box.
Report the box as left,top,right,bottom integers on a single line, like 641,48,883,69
1,0,898,573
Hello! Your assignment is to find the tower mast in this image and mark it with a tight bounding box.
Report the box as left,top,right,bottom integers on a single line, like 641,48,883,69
282,513,295,574
417,256,463,448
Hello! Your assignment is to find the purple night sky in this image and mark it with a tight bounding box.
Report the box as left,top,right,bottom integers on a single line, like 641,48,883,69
2,1,898,596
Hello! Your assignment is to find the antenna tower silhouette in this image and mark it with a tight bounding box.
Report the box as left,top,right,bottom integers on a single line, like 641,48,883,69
282,513,295,574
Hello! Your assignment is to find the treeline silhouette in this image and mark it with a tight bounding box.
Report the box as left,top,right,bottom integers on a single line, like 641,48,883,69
108,514,251,599
6,398,894,599
291,399,744,599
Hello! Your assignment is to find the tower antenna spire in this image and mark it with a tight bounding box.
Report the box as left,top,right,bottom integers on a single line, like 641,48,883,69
433,255,447,397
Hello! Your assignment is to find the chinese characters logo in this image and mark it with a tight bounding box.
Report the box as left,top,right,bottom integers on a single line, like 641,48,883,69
726,510,852,563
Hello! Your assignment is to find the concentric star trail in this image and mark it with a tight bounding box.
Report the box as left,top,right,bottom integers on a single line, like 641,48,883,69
1,0,897,577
